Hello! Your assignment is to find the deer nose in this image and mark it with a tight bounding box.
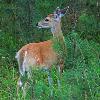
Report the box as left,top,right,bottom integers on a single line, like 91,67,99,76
36,23,38,26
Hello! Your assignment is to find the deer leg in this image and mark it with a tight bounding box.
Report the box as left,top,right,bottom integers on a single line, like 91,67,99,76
17,77,23,98
17,58,28,98
44,68,53,97
57,65,61,89
17,63,25,93
17,75,26,98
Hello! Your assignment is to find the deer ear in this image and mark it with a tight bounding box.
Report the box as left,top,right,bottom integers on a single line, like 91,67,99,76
60,9,67,17
54,6,69,18
54,7,61,17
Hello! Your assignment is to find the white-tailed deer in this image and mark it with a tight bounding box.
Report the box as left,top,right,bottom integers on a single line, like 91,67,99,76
16,7,67,97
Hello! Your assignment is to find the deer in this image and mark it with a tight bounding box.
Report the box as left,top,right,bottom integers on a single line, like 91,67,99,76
16,7,67,97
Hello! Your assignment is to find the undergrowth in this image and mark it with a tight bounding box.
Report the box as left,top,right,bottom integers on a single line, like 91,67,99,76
0,31,100,100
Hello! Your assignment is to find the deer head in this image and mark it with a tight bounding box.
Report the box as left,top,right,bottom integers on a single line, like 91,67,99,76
36,7,67,37
36,7,67,28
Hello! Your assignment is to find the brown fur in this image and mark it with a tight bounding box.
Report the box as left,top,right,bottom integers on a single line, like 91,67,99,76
16,9,66,76
16,40,57,69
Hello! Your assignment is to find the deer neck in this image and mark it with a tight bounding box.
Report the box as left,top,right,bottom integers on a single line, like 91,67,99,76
51,21,63,38
51,21,65,44
51,21,66,62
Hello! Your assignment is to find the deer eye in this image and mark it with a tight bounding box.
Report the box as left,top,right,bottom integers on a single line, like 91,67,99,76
45,19,49,21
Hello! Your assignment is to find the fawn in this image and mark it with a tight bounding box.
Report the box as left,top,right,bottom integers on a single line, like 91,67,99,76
16,7,67,97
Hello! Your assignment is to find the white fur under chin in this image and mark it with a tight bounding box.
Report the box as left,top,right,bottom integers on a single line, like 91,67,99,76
37,25,49,29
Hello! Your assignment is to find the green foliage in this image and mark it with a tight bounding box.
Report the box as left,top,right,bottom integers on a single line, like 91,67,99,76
0,30,99,99
0,0,100,100
0,65,17,100
77,13,100,42
52,36,67,62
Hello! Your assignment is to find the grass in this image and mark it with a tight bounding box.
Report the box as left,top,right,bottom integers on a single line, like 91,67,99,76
0,63,99,100
0,31,100,100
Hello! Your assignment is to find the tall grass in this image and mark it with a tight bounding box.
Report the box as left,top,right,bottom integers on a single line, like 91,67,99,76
0,31,99,100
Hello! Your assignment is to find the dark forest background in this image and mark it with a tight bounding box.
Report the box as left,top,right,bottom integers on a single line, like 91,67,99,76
0,0,100,99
